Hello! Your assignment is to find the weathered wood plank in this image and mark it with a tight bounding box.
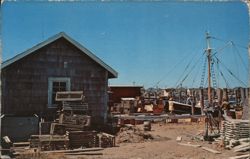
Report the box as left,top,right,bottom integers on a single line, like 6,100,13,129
201,147,221,154
228,154,250,159
42,147,104,154
178,143,201,148
13,142,30,147
65,152,103,155
234,146,250,152
233,142,250,150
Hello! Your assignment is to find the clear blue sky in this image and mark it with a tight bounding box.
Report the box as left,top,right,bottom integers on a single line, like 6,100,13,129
1,1,249,88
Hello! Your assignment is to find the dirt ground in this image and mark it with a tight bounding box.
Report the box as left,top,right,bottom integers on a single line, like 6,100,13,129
46,121,243,159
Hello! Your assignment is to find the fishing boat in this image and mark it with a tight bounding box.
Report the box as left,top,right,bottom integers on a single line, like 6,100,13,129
165,32,248,117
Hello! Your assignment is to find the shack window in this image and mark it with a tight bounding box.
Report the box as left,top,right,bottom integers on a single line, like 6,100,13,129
48,77,70,108
52,81,67,105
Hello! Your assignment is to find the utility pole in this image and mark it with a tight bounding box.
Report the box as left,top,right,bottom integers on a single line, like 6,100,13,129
206,32,212,105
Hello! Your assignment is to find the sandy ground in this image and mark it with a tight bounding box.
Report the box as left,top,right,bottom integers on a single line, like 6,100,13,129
47,121,243,159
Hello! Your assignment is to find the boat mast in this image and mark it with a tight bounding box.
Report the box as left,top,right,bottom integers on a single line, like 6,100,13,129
206,32,212,105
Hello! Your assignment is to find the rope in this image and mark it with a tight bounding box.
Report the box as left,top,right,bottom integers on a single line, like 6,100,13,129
211,41,232,57
219,70,230,88
231,42,248,72
199,56,207,88
214,56,247,87
174,54,199,87
191,59,203,87
211,36,248,49
215,58,220,88
215,58,230,88
211,60,217,88
175,51,205,88
152,48,198,88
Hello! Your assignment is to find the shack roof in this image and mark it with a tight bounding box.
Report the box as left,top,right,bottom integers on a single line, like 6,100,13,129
109,85,143,88
2,32,118,78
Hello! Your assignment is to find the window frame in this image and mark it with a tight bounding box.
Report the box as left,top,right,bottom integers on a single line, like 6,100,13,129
48,77,71,108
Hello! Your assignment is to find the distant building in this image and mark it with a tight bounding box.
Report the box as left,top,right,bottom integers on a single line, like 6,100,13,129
108,85,143,103
108,85,143,112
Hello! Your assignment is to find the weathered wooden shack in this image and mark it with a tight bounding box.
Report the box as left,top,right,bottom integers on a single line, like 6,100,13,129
1,32,118,125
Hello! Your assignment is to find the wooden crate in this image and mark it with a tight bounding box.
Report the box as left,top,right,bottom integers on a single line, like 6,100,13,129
98,133,115,148
29,135,69,151
68,131,98,149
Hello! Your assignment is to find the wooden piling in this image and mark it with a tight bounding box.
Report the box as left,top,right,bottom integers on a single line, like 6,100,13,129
200,89,204,115
211,88,215,103
235,88,241,104
240,87,245,104
242,88,249,120
217,88,223,106
245,88,249,100
179,89,182,103
223,88,228,101
191,90,196,115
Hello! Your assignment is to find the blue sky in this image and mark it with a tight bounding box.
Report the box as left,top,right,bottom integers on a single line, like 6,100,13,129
1,1,249,88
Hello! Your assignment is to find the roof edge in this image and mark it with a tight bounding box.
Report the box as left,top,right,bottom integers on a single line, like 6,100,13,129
109,85,143,88
2,32,118,78
60,33,118,78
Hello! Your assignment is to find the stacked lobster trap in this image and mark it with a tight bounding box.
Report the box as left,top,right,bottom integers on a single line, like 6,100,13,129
29,91,115,151
56,91,91,131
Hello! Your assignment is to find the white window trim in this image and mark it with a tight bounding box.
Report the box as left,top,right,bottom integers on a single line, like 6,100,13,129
48,77,71,108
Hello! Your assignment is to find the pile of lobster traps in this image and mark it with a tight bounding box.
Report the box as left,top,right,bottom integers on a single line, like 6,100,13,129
57,91,91,131
28,91,115,152
220,117,250,142
68,131,98,149
29,134,69,151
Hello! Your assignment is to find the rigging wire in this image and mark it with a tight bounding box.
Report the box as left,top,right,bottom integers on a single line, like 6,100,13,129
211,59,217,88
219,71,230,88
175,50,206,87
214,56,247,87
153,37,206,88
152,49,196,88
215,57,220,88
191,58,203,88
231,42,248,73
215,57,230,88
199,55,207,88
211,41,232,57
211,36,248,50
175,60,193,85
154,34,247,89
230,42,240,79
175,51,205,88
210,35,248,87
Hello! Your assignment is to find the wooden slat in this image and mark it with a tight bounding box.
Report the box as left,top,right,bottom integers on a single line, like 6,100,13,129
178,143,201,148
13,142,30,147
42,147,104,153
234,146,250,152
228,154,250,159
201,147,221,154
56,91,84,101
65,152,103,155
